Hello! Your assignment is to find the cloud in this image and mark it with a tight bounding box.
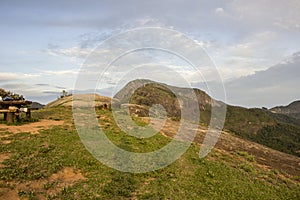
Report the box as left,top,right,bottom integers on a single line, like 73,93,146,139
3,0,300,36
192,52,300,108
207,30,290,76
38,0,300,82
48,46,91,58
0,73,19,82
215,8,224,14
0,83,30,90
226,0,300,32
35,83,66,89
1,0,300,107
41,69,78,76
42,91,60,95
0,72,39,83
224,52,300,108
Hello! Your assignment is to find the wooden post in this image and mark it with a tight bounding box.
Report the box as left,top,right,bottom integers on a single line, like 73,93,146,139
15,111,20,121
6,112,14,123
26,109,31,118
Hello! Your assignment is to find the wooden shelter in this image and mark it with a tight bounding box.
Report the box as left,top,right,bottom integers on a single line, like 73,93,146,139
0,100,32,123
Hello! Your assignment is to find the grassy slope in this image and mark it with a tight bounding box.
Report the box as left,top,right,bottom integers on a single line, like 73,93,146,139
0,107,299,199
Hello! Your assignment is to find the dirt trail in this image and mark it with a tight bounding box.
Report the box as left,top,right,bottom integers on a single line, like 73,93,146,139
148,117,300,176
0,120,64,134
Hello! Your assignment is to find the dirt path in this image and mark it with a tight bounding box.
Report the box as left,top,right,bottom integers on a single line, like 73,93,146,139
148,117,300,176
0,120,64,134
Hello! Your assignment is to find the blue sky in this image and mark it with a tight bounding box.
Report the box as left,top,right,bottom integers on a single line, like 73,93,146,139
0,0,300,108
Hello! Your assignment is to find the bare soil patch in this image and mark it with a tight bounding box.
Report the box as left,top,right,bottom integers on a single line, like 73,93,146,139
0,133,12,144
0,188,19,200
0,153,12,168
1,140,11,144
50,167,85,182
0,120,64,134
0,167,85,199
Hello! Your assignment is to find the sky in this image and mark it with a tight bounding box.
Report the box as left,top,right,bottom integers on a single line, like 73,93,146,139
0,0,300,108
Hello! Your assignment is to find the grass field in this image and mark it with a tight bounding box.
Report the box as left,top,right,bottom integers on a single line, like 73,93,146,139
0,107,299,199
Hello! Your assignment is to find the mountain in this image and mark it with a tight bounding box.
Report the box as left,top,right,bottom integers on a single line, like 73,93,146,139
29,102,45,110
270,100,300,119
114,79,300,157
114,79,216,121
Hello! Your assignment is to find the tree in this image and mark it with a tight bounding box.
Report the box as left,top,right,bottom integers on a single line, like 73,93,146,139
60,90,71,98
0,88,22,100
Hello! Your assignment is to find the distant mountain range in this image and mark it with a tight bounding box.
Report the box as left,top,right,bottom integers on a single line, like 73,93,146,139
29,102,45,110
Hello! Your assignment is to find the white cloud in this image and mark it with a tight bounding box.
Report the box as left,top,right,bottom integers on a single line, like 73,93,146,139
227,0,300,32
0,73,19,82
48,46,91,58
206,31,288,76
215,8,224,14
41,69,79,76
0,72,40,83
223,52,300,108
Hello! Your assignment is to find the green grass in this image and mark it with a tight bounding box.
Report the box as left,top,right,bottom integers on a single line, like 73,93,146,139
0,107,299,199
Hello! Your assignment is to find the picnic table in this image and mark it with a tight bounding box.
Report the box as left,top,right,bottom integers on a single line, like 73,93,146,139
0,100,32,123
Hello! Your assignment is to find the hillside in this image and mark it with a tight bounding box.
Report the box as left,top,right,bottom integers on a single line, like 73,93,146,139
271,100,300,119
114,79,221,121
3,107,300,199
0,100,299,199
46,94,111,108
115,79,300,157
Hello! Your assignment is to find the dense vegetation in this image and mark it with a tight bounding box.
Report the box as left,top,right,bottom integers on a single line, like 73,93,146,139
0,88,23,100
268,112,300,127
252,123,300,156
223,107,300,157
